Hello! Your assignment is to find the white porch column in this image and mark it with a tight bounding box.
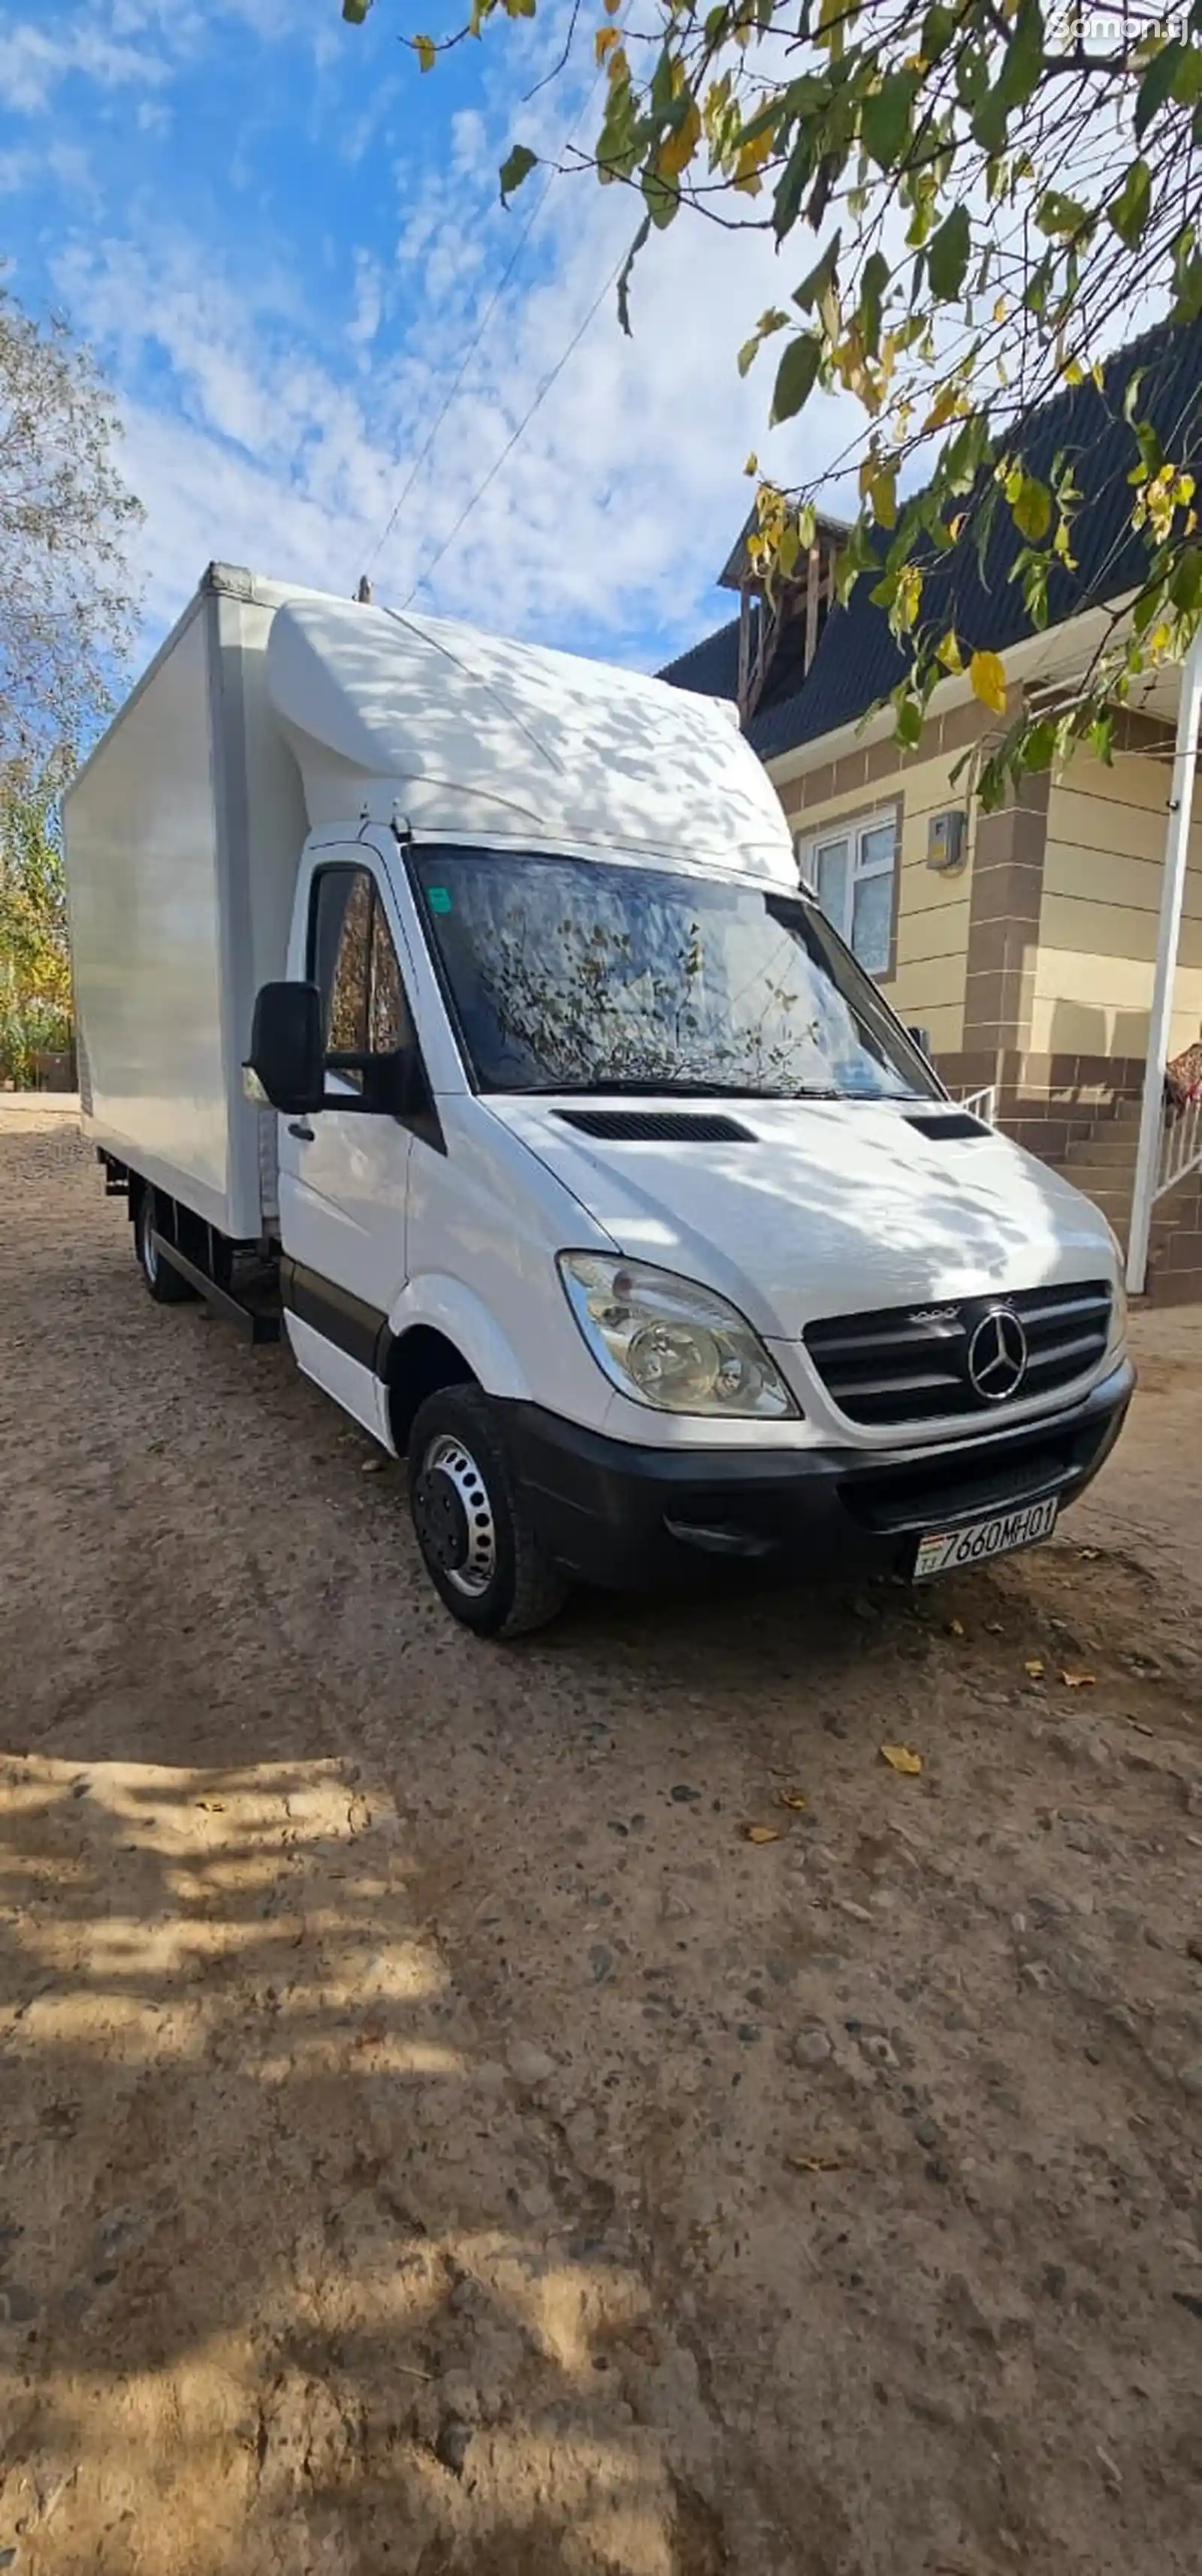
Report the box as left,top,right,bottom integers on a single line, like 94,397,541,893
1126,626,1202,1295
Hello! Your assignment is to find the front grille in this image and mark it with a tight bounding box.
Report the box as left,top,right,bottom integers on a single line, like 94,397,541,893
554,1109,754,1143
805,1280,1113,1428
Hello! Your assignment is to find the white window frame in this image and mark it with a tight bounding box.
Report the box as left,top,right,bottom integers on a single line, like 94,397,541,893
796,804,899,979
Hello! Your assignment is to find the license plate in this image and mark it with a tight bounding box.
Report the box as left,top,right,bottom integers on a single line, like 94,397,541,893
914,1496,1058,1579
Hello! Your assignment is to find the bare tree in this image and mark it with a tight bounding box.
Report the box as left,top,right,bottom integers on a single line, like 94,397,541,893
0,279,143,768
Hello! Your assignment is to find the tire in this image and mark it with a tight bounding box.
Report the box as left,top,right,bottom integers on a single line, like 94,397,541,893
134,1187,195,1305
407,1383,568,1639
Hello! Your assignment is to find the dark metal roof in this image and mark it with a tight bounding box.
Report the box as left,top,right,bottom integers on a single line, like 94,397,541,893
661,315,1202,762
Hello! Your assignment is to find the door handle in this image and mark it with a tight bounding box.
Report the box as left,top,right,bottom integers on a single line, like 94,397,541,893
288,1120,315,1142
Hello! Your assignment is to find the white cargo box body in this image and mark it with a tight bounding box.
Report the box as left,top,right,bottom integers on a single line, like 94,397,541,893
64,567,310,1240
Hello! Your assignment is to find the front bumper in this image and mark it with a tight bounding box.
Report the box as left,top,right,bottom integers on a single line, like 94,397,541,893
500,1357,1134,1591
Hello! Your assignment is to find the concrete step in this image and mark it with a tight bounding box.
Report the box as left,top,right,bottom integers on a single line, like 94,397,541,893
1062,1137,1143,1169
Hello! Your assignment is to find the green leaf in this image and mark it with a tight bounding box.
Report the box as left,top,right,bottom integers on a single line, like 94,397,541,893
1137,38,1184,139
1025,718,1057,769
1171,547,1202,614
642,165,679,230
499,143,537,204
793,230,841,314
1037,190,1088,239
1011,474,1051,541
770,332,822,424
926,204,971,301
860,70,919,170
998,0,1044,111
341,0,370,20
1108,160,1152,248
859,249,889,357
1171,44,1202,104
920,4,955,59
615,213,651,336
894,692,923,750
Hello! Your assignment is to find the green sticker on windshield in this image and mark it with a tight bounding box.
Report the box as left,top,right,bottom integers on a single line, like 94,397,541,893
427,885,453,915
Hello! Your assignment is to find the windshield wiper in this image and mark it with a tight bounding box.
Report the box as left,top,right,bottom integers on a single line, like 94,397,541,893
492,1077,845,1099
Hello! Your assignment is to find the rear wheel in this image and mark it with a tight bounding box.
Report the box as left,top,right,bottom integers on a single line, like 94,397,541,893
134,1187,195,1305
408,1383,567,1639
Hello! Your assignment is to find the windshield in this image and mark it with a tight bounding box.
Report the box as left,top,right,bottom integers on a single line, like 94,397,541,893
411,849,938,1102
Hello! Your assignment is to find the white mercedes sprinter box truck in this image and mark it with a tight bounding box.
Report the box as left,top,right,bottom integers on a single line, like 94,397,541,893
63,563,1132,1636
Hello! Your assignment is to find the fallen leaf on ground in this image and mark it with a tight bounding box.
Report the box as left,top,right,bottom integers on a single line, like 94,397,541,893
786,2153,843,2173
775,1787,808,1811
1060,1668,1096,1689
196,1798,225,1811
946,1617,965,1638
1125,1715,1155,1736
880,1744,923,1775
743,1822,781,1844
1078,1546,1101,1561
1025,1658,1045,1680
361,1457,386,1474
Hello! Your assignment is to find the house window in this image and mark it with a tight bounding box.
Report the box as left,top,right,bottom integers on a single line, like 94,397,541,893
797,809,898,979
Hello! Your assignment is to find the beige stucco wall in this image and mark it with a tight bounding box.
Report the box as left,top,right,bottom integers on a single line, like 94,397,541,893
778,744,977,1054
1037,748,1202,1060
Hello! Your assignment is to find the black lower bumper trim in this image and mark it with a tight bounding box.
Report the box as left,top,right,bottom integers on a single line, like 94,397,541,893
499,1359,1134,1591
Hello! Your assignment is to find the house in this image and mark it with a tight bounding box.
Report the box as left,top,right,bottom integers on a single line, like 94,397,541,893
661,317,1202,1302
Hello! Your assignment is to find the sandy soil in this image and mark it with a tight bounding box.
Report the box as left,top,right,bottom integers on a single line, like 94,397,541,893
0,1095,1200,2576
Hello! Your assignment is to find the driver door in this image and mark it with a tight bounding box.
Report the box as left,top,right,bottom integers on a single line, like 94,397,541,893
277,853,414,1440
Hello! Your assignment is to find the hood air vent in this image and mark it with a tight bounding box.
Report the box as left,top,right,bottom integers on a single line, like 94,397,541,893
903,1111,990,1142
554,1109,755,1145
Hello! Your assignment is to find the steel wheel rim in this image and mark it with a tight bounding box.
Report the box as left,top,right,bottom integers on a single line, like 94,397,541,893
418,1433,497,1597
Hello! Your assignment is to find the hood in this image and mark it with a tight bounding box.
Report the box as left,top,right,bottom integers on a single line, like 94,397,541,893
487,1094,1119,1339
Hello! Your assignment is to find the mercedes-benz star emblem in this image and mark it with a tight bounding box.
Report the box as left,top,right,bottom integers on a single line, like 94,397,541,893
967,1307,1028,1402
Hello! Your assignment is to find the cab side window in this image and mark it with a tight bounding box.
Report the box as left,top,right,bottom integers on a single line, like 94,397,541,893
309,867,414,1092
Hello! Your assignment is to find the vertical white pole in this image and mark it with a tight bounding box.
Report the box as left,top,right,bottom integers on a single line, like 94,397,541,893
1126,626,1202,1294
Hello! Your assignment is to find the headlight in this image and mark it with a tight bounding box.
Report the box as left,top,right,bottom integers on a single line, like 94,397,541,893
558,1253,799,1419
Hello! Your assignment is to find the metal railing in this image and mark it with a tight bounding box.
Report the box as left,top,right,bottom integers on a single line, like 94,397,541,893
958,1083,998,1124
1155,1090,1202,1202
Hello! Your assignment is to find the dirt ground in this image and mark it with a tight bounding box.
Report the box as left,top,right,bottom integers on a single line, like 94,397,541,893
1,1095,1200,2576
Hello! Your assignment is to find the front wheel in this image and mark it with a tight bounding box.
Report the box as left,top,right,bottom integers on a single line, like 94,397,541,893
407,1384,567,1639
134,1187,195,1305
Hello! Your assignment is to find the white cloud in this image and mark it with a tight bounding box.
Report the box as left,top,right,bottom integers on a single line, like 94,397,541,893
0,20,171,115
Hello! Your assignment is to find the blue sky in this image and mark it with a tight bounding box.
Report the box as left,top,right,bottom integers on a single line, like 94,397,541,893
0,0,846,674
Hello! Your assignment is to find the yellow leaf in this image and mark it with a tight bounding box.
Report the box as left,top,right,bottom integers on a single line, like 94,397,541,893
969,649,1007,716
868,463,897,528
743,451,759,478
734,123,775,192
775,1787,808,1811
935,629,962,673
1025,1658,1046,1679
992,295,1008,323
880,1745,923,1775
414,30,436,68
946,1616,965,1638
786,2153,843,2173
1060,1668,1097,1689
659,98,701,182
924,382,961,433
604,0,621,13
606,42,628,84
744,1822,782,1844
594,23,619,59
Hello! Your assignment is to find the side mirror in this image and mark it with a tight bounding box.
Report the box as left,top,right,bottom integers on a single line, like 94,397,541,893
246,982,325,1115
